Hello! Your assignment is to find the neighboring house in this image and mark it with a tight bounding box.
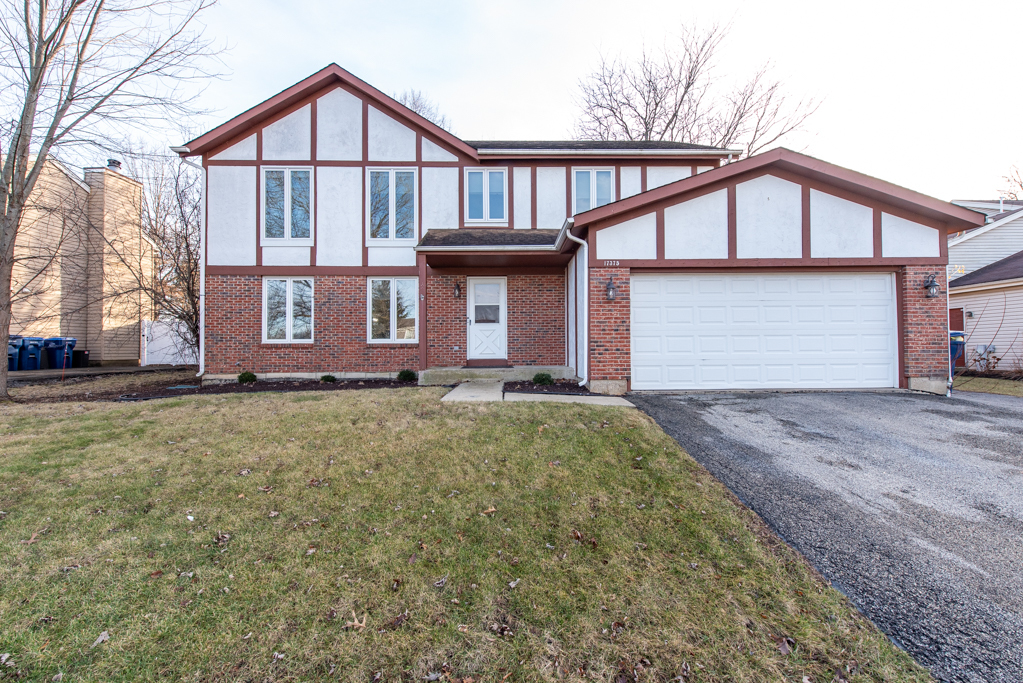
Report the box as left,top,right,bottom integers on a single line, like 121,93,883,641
947,199,1023,279
10,158,156,365
175,64,983,394
949,250,1023,371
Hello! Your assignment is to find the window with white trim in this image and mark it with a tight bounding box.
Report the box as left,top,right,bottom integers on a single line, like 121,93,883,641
465,168,507,222
368,169,417,241
263,168,313,241
573,168,614,214
369,277,418,343
263,278,313,343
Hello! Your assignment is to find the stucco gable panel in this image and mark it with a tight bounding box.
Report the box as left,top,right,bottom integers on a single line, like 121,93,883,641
316,88,362,161
368,106,416,161
262,105,311,161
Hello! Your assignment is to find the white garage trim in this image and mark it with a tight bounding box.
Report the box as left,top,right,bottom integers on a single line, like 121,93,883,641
630,272,898,390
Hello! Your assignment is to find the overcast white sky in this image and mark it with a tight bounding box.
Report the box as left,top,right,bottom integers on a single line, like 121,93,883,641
187,0,1023,202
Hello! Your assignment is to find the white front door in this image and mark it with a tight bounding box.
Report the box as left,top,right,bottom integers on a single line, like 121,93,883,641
467,277,507,360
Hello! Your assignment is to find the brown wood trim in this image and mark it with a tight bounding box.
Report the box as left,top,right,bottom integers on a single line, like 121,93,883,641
362,100,369,267
614,166,621,203
418,252,428,371
640,166,647,193
507,166,515,228
255,131,263,267
204,159,462,167
310,97,317,162
207,266,419,276
727,184,737,260
426,266,567,276
896,268,906,388
565,166,572,219
458,167,465,228
464,359,510,368
873,208,883,259
622,265,901,274
801,184,811,259
655,208,665,261
530,166,537,229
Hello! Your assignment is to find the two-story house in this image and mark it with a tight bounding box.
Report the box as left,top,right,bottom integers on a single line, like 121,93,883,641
175,64,983,394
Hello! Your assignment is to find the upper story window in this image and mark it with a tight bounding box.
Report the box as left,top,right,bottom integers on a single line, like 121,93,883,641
263,277,313,343
368,169,417,241
466,169,506,223
573,169,614,214
263,168,312,241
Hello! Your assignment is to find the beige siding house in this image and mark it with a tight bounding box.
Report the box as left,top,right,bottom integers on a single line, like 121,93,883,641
10,159,155,365
948,202,1023,279
949,250,1023,371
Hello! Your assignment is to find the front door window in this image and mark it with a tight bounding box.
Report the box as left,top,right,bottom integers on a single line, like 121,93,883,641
467,278,507,359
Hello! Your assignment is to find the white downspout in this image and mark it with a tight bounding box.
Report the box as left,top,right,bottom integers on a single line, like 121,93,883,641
563,221,588,387
173,151,205,378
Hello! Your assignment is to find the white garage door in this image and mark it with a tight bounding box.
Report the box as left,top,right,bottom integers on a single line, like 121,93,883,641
631,272,898,390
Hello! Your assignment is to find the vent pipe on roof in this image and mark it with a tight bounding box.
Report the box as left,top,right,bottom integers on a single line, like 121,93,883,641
107,159,122,173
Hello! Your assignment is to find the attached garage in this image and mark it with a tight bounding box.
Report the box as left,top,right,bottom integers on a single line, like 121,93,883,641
630,272,898,390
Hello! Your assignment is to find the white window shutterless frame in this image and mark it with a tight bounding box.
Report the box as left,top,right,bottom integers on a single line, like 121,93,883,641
573,168,614,215
367,169,418,242
367,277,418,343
263,278,314,343
465,168,507,224
467,277,507,360
261,167,314,245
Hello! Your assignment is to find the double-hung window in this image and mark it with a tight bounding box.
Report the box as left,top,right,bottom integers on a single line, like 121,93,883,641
573,169,614,214
368,169,417,241
368,278,418,343
263,168,313,241
263,278,313,343
465,169,506,223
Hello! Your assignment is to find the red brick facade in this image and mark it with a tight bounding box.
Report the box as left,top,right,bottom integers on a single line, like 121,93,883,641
900,265,950,382
205,273,565,375
587,267,631,384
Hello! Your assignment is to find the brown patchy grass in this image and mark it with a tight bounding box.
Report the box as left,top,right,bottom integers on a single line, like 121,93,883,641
8,368,197,401
952,375,1023,397
0,389,930,682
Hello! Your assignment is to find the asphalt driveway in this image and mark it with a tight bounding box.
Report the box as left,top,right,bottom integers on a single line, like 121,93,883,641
631,390,1023,683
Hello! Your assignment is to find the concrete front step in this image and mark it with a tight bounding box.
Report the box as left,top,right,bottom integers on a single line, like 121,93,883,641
420,365,578,385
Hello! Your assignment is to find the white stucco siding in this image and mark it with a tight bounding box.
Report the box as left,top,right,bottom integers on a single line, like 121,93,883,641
368,106,416,161
422,138,457,162
207,166,257,266
316,88,362,161
513,167,531,228
262,246,310,266
647,166,691,190
949,284,1023,366
735,175,802,259
316,167,362,266
422,167,458,232
210,134,256,161
595,213,657,260
368,247,416,266
536,167,566,229
664,190,728,259
620,167,642,198
696,166,715,175
948,215,1023,277
881,213,940,258
809,190,873,258
262,105,311,161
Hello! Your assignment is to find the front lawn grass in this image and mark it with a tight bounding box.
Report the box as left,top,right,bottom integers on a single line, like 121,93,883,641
953,375,1023,397
0,390,929,682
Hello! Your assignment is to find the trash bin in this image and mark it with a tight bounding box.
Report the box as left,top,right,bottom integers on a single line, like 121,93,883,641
7,335,22,372
72,349,90,368
43,337,76,371
949,331,965,371
18,337,44,371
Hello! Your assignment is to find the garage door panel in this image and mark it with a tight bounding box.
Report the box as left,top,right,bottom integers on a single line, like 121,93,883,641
631,272,897,390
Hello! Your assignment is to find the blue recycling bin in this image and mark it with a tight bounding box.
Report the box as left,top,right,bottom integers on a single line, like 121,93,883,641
18,337,44,371
7,335,22,372
949,331,965,371
43,337,76,371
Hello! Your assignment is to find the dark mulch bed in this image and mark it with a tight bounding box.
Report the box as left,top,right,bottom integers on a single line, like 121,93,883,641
503,379,591,395
18,379,422,403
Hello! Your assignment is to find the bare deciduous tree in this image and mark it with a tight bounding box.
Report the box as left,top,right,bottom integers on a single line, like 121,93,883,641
0,0,220,397
1002,166,1023,201
575,25,818,157
395,89,451,131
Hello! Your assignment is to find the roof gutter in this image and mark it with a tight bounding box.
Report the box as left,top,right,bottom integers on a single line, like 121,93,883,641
475,148,740,157
414,221,579,253
949,276,1023,294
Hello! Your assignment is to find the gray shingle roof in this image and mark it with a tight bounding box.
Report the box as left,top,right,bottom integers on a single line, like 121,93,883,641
418,228,560,248
949,249,1023,288
464,140,728,152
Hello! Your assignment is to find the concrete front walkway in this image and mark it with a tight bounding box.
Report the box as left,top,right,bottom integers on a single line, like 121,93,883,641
441,381,634,407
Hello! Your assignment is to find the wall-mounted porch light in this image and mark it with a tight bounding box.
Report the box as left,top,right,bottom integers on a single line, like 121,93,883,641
922,273,940,298
606,275,618,301
454,283,461,298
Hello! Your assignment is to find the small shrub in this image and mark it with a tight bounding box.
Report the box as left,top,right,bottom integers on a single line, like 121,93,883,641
238,371,257,385
397,369,417,383
532,372,554,386
320,374,337,383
